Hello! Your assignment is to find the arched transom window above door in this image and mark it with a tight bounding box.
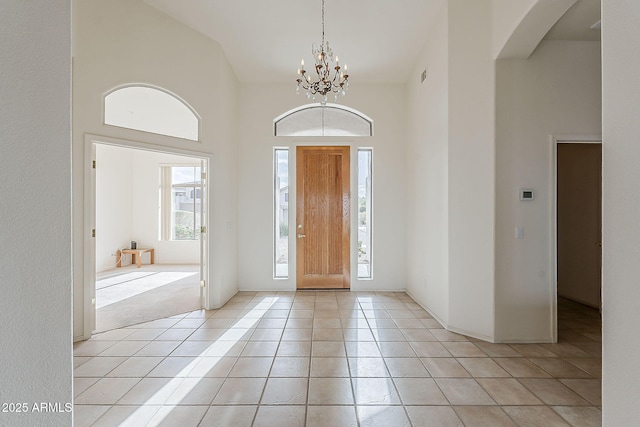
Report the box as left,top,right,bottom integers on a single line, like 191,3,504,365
104,85,200,141
274,103,373,137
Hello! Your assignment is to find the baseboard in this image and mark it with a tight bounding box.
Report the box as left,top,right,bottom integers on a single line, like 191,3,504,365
236,287,407,293
404,289,447,326
73,334,89,343
446,325,494,343
404,289,494,343
209,290,237,310
491,337,555,344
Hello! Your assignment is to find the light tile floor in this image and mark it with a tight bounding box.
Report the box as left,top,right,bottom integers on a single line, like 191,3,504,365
73,292,602,426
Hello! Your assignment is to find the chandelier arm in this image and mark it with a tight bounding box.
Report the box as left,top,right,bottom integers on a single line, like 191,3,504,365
323,65,330,80
295,0,349,103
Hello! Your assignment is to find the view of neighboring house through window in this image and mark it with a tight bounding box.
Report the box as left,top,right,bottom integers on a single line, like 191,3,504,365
358,149,373,278
160,165,202,240
274,149,289,278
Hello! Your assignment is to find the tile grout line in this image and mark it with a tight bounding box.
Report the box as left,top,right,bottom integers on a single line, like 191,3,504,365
73,291,601,426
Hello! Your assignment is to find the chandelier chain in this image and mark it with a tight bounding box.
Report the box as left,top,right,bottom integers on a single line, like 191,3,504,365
321,0,325,46
295,0,349,105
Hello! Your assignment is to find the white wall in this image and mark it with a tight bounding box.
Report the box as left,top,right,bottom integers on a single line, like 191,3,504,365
492,0,539,57
495,40,602,342
405,4,450,325
95,145,202,272
73,0,239,339
96,145,133,271
405,0,496,341
602,2,640,423
237,83,407,291
449,0,495,339
407,0,601,345
210,56,240,307
0,1,72,425
447,0,496,341
492,0,577,59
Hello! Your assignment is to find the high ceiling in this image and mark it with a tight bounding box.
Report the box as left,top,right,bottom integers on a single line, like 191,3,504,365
143,0,446,84
143,0,600,85
544,0,601,41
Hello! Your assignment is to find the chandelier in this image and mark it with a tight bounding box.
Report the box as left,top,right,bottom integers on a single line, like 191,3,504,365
296,0,349,105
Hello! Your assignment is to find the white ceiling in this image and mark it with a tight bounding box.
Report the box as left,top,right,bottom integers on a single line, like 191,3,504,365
143,0,600,85
544,0,601,41
143,0,446,84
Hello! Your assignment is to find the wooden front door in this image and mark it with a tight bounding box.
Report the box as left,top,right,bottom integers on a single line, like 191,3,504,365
557,143,602,308
296,146,350,289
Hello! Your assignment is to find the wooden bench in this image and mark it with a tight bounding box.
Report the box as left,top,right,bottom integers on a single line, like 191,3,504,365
116,248,155,268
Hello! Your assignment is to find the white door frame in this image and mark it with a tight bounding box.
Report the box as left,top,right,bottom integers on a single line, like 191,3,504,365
83,133,212,338
550,134,602,343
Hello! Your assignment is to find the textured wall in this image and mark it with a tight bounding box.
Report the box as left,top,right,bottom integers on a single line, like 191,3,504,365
0,0,73,425
602,1,640,423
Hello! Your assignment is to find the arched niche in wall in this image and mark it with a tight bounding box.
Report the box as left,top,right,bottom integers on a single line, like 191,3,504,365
274,103,373,137
104,85,200,141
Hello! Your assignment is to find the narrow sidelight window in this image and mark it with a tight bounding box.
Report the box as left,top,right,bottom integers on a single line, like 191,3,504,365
274,149,290,278
358,149,373,278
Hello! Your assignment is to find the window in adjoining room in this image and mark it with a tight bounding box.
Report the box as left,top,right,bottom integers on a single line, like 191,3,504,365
160,165,202,240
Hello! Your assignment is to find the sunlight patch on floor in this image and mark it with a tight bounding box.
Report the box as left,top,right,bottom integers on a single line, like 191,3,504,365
96,272,198,309
96,272,157,290
120,298,277,427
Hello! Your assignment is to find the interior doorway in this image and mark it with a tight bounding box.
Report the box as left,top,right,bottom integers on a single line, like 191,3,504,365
296,146,351,289
89,142,208,332
556,142,602,310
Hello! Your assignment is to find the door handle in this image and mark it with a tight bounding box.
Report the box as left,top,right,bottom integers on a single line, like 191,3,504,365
297,233,306,239
596,241,602,247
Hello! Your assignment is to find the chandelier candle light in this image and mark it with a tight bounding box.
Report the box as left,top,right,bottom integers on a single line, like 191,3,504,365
296,0,349,105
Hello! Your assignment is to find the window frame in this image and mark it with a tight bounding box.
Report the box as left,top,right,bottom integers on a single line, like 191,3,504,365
357,148,374,279
104,84,201,141
273,103,374,137
273,147,290,279
159,164,203,241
